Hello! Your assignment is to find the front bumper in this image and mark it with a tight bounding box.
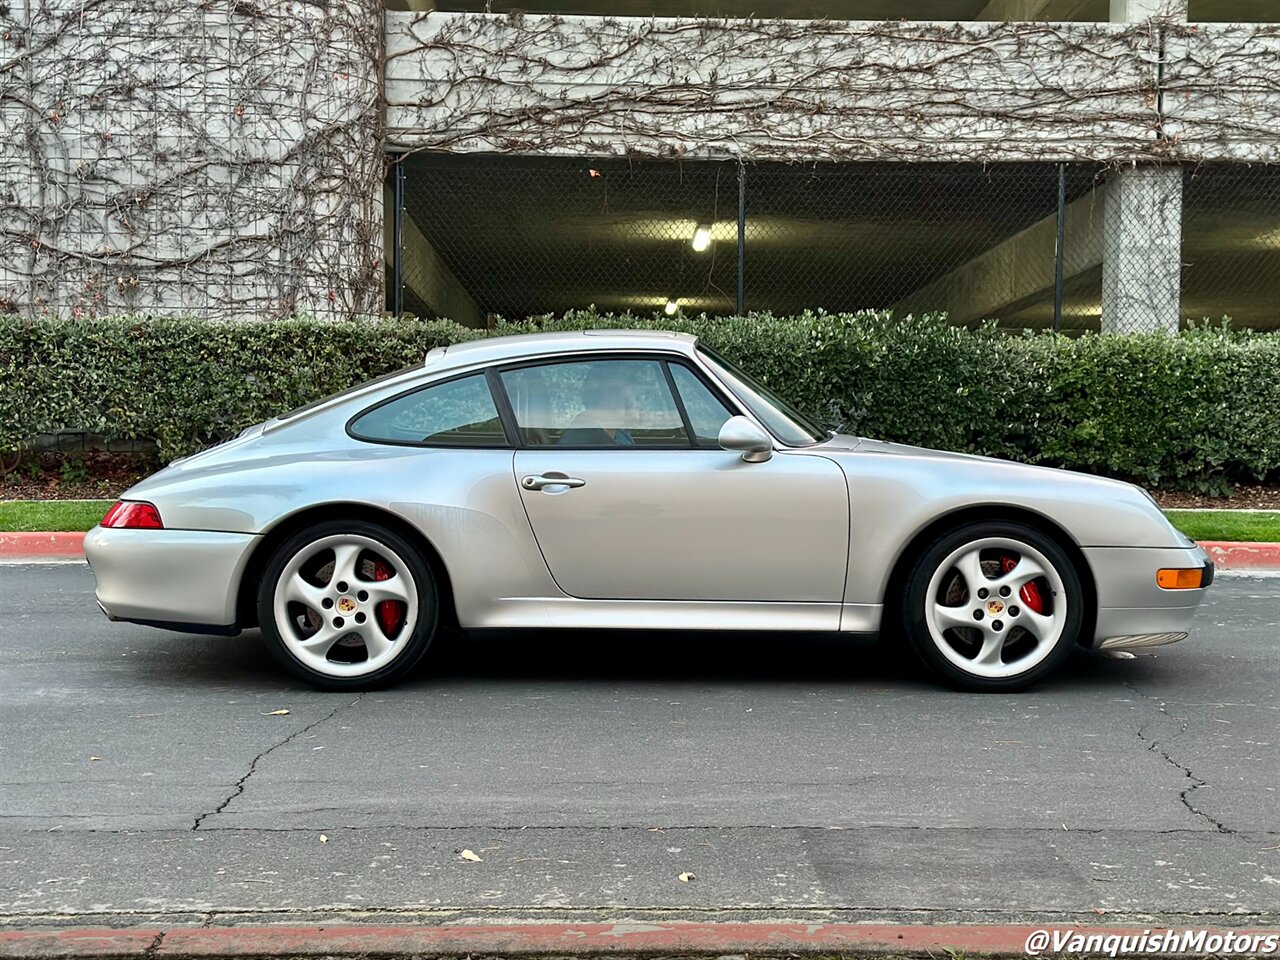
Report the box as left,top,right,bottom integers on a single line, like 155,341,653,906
1083,544,1213,649
84,526,261,633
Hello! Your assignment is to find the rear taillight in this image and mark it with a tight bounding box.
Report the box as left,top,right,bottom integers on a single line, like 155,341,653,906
100,501,164,529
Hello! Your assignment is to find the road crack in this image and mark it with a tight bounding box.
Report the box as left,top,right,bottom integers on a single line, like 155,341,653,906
192,696,363,831
1126,681,1233,834
142,930,165,960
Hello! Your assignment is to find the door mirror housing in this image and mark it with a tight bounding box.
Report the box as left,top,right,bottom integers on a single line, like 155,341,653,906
718,415,773,462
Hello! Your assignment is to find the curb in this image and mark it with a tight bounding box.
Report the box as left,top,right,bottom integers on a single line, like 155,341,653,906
2,923,1278,959
0,532,85,560
1200,540,1280,571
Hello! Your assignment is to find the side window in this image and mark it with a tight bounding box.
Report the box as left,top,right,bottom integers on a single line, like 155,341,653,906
499,359,689,448
349,374,506,446
669,364,734,447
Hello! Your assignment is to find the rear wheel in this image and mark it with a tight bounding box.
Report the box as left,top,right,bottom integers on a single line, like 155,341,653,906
901,521,1083,692
257,520,438,690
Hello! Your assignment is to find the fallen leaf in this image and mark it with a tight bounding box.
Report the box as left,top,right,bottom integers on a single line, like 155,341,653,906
678,871,695,882
319,834,329,843
459,849,483,862
263,709,290,716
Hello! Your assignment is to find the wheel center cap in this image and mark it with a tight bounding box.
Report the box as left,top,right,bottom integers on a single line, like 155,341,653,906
986,599,1005,616
336,596,358,614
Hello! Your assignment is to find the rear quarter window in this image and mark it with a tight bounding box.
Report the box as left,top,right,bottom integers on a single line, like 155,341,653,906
348,374,507,446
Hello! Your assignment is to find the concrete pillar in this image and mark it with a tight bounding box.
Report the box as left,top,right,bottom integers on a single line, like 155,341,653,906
1101,167,1183,334
1099,0,1186,334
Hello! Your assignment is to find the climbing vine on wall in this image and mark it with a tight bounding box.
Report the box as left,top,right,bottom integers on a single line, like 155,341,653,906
386,12,1280,166
0,0,385,321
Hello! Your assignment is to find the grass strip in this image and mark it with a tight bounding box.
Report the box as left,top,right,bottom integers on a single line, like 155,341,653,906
1164,509,1280,543
0,500,115,533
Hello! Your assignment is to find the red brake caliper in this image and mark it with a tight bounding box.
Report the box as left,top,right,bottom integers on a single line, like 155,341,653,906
371,561,403,637
1000,555,1045,614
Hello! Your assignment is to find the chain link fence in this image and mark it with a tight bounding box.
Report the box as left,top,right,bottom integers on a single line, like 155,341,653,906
391,154,1280,334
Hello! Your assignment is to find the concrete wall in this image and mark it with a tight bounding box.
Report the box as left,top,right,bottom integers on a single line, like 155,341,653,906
385,13,1166,162
1163,23,1280,163
0,0,385,321
4,5,1277,323
386,12,1280,164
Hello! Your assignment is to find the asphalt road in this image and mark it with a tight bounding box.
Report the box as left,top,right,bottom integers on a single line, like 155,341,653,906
1,563,1277,928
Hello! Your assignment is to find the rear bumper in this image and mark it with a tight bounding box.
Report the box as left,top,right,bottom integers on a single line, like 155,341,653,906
84,526,260,633
1084,544,1212,649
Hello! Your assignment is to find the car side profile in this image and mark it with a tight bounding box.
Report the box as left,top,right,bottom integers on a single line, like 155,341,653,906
84,330,1214,691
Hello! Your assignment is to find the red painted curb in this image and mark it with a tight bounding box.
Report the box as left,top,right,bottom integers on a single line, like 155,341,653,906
0,931,157,960
1,923,1278,959
1200,540,1280,571
0,532,84,559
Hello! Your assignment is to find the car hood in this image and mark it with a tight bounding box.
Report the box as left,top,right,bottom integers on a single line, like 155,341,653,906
822,435,1016,464
824,435,1121,484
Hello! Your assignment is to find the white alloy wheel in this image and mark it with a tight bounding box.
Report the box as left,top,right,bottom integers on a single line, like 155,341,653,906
271,532,421,679
901,520,1085,691
923,536,1067,680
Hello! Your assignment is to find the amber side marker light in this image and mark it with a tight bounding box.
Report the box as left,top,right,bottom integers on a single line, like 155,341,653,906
1157,567,1204,589
100,501,164,529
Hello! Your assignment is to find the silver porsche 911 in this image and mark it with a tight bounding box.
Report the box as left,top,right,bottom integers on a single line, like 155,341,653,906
85,330,1213,692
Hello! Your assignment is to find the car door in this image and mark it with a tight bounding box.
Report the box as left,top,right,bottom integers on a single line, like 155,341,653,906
498,355,849,603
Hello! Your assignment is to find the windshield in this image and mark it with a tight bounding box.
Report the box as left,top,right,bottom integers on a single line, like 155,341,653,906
696,345,827,447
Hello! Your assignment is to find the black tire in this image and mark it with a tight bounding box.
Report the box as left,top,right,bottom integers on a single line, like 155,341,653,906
900,521,1084,692
257,519,439,690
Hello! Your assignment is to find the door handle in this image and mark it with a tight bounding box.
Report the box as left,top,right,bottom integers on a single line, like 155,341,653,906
522,474,586,491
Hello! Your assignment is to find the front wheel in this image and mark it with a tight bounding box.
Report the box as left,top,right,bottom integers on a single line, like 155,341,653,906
257,520,438,690
901,521,1084,692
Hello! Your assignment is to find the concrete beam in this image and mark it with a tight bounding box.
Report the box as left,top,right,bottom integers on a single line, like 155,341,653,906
1109,0,1187,19
974,0,1100,21
892,188,1105,325
387,13,1166,164
383,183,485,327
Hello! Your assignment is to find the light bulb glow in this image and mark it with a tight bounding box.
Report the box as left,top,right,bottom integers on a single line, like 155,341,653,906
691,224,712,252
664,299,679,316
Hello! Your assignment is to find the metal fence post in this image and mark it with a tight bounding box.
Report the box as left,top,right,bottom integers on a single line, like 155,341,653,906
392,158,405,317
736,162,746,316
1053,162,1066,332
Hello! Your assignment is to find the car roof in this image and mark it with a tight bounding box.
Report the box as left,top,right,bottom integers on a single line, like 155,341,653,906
424,330,699,373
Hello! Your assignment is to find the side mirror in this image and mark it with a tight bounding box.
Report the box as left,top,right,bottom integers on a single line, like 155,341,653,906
718,415,773,463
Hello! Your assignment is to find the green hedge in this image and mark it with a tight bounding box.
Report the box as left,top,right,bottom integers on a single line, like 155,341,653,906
2,311,1278,491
